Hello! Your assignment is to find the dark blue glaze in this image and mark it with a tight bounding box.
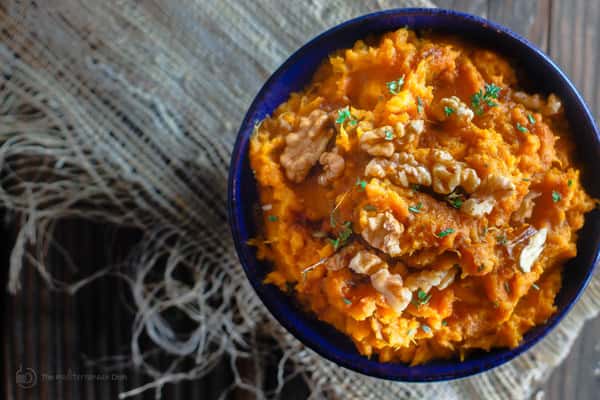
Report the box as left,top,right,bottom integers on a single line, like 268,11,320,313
227,8,600,381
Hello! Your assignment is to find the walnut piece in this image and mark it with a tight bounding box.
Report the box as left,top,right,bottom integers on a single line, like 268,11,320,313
460,174,515,217
370,269,413,313
348,250,384,275
280,109,332,183
440,96,474,123
519,227,547,273
431,150,480,194
361,210,404,257
512,92,562,116
317,150,345,186
512,191,541,223
360,125,396,157
462,198,495,217
404,267,458,293
365,152,432,188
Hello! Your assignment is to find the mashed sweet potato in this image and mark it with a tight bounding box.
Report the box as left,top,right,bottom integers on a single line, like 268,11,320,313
248,28,595,364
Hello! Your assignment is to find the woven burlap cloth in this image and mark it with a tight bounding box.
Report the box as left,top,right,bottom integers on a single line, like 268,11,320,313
1,1,598,399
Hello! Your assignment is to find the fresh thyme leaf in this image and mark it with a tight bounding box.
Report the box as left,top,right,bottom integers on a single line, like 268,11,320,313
336,107,352,124
444,106,454,116
363,204,377,212
330,221,353,250
421,324,432,334
329,237,340,249
407,328,416,336
268,215,278,222
552,190,561,203
522,178,531,182
386,75,405,95
342,297,352,305
436,228,455,238
568,179,573,187
356,178,367,190
471,83,501,115
532,283,540,291
417,96,424,114
484,83,501,98
527,113,536,124
408,202,423,213
471,90,484,115
516,122,528,133
441,320,448,326
446,192,464,209
416,289,432,305
384,129,394,141
349,119,358,126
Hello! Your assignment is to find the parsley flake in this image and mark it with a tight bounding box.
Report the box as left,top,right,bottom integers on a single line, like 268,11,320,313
386,75,405,95
436,228,455,238
516,122,528,133
268,215,278,222
408,202,423,213
446,192,464,209
363,204,377,212
417,97,424,114
342,297,352,305
441,320,448,327
384,129,394,141
356,178,367,190
444,106,454,116
421,324,432,334
336,107,352,124
330,221,353,250
416,289,432,305
552,191,561,203
568,179,573,187
527,114,536,124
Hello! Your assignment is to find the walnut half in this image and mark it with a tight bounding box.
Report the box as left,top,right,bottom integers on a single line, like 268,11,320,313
280,109,332,183
360,210,404,257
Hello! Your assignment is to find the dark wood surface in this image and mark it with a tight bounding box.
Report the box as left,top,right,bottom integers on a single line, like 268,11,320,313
3,1,599,399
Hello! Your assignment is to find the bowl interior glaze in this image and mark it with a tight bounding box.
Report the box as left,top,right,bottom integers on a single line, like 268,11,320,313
228,8,600,381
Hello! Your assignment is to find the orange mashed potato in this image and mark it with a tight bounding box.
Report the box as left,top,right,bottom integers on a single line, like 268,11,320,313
248,28,595,364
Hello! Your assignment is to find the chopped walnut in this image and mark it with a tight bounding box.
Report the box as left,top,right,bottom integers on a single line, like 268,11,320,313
440,96,474,123
280,109,332,183
326,245,357,271
404,267,458,293
512,92,562,116
317,150,345,185
360,125,396,157
519,227,547,273
462,197,495,217
361,211,404,257
431,150,480,194
348,250,385,275
370,269,413,313
365,152,432,188
512,191,541,223
480,174,515,193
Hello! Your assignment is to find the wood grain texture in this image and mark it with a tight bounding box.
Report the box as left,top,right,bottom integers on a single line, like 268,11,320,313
2,1,599,400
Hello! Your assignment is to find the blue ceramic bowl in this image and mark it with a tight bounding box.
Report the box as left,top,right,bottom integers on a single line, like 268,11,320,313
228,8,600,381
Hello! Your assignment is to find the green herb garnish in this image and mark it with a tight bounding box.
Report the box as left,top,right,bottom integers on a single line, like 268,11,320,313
386,75,405,95
552,191,561,203
496,234,508,245
522,178,531,182
408,202,423,213
384,129,394,141
330,221,353,250
532,283,540,291
412,184,421,192
527,114,536,124
363,204,377,212
416,289,432,305
446,192,464,209
268,215,278,222
444,106,454,116
342,297,352,305
516,122,528,133
436,228,455,238
568,179,573,187
336,107,352,124
356,178,367,190
417,96,424,114
421,324,432,334
471,83,501,115
441,320,448,327
407,328,416,336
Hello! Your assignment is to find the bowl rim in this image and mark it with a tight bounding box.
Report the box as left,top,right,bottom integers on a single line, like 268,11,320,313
227,7,600,382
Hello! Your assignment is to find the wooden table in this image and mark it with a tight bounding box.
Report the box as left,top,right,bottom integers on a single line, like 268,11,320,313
2,1,599,399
